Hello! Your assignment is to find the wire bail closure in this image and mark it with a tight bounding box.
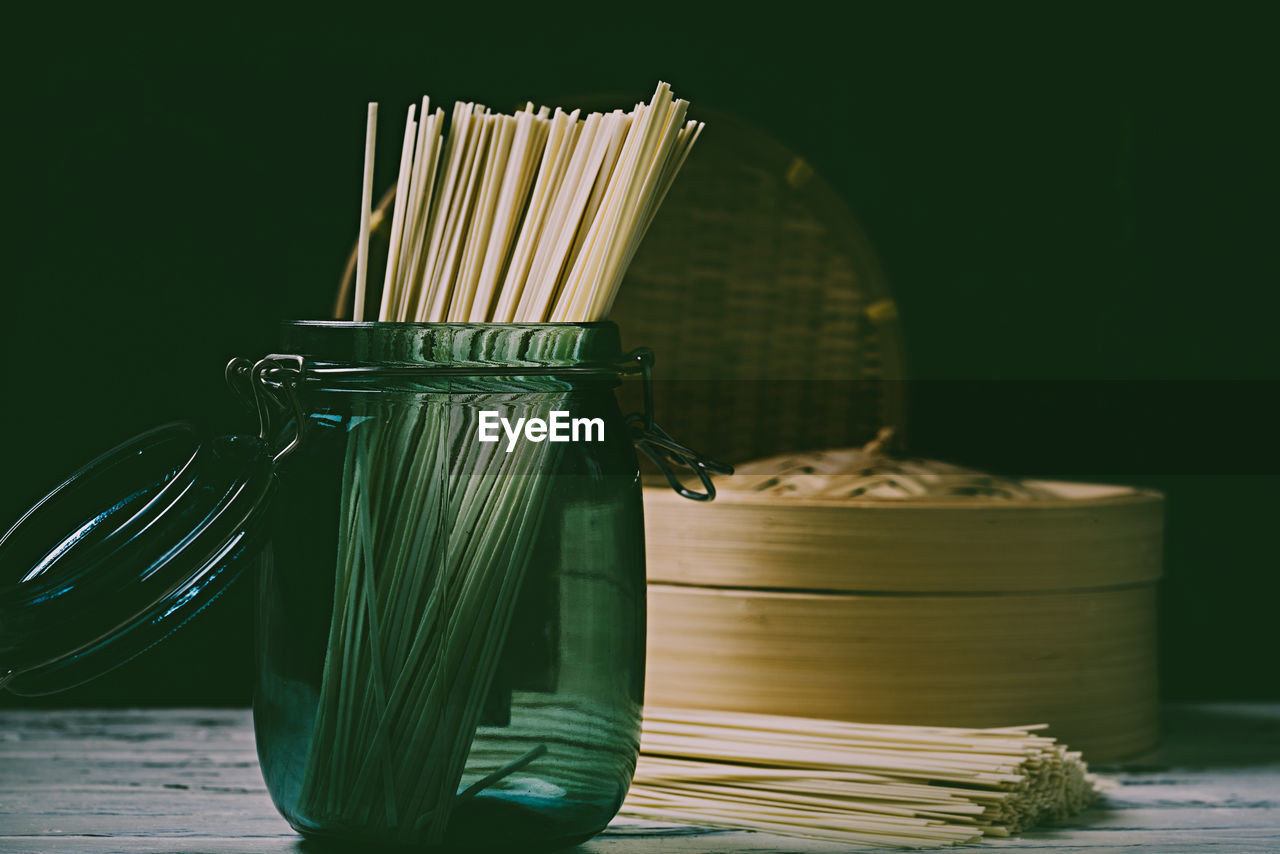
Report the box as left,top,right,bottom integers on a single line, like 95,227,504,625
225,355,306,465
226,349,732,500
619,348,733,501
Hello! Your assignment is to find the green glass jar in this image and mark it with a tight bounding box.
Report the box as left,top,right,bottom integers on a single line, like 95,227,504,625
253,321,648,849
1,319,724,850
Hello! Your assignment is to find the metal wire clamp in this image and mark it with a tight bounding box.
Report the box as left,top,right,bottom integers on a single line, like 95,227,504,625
618,348,734,501
225,355,306,465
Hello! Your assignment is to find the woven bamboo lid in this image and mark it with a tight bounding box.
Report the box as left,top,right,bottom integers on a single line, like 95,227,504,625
609,108,906,465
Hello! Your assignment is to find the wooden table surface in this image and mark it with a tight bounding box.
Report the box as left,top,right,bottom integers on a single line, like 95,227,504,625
0,703,1276,853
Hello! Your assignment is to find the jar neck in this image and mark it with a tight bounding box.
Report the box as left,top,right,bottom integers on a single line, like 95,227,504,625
279,322,622,371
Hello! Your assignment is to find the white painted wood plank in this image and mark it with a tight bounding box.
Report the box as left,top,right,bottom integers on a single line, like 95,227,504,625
0,704,1276,853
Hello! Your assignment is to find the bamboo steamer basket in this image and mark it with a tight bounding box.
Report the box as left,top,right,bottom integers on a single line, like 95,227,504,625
610,112,1162,760
643,476,1163,761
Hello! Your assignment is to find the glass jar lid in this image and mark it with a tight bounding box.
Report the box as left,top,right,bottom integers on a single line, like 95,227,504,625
0,422,275,696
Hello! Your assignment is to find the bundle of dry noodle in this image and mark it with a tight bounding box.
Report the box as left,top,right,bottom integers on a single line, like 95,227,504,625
299,84,702,843
349,82,702,324
623,707,1101,849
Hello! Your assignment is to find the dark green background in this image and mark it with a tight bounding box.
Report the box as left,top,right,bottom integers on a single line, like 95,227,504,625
3,6,1276,706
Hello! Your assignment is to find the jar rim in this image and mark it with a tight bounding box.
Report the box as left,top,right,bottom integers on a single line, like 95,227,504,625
283,320,617,329
277,320,626,380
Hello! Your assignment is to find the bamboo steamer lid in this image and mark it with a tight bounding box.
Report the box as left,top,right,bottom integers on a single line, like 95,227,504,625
609,108,906,465
643,447,1164,761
